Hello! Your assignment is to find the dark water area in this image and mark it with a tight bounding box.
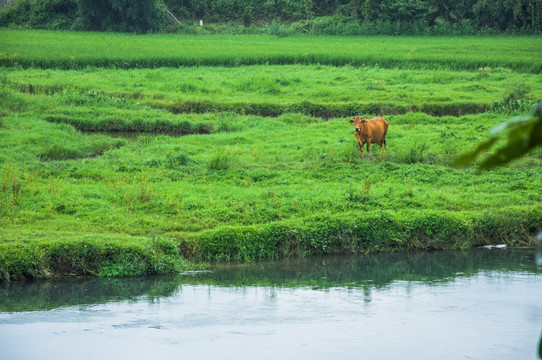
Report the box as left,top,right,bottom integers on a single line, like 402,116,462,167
1,248,541,359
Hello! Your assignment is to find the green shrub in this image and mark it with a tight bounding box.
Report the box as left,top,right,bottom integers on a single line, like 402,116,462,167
0,0,32,28
267,20,296,37
0,0,77,30
31,0,78,30
77,0,168,33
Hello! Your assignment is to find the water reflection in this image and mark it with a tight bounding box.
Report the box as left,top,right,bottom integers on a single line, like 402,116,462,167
0,276,180,312
198,247,538,288
1,248,541,360
0,248,538,312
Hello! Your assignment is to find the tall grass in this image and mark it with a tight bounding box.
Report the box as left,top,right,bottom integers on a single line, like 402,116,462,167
1,30,541,72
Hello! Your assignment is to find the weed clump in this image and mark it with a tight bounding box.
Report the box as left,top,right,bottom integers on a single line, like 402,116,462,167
208,152,234,171
39,144,81,161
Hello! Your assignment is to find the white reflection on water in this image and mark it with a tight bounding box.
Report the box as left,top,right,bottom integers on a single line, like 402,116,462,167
1,272,541,360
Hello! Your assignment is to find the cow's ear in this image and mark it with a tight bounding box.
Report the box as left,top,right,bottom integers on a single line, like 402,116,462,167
349,119,354,123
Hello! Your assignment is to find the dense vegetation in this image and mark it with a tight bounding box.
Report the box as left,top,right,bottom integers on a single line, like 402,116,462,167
164,0,542,35
0,30,541,281
1,0,541,34
0,0,168,33
77,0,168,33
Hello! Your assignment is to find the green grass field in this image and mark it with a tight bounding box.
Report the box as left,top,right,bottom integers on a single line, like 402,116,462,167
1,30,541,281
2,30,541,72
6,65,542,117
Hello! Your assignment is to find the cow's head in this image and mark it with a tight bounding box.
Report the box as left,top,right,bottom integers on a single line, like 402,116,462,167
349,116,367,132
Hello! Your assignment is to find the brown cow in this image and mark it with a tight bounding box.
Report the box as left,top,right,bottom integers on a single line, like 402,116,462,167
349,116,389,158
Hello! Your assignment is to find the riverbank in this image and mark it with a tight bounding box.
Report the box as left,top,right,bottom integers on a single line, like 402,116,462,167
2,206,540,281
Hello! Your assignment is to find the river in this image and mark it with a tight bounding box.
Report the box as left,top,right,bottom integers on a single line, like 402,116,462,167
1,248,541,359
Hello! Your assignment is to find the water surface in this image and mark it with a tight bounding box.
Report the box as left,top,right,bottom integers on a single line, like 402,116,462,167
1,249,541,359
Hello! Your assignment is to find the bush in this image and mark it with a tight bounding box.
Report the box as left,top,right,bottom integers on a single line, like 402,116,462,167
0,0,77,30
31,0,78,30
77,0,169,33
2,0,541,35
0,0,32,28
490,82,536,113
267,20,296,37
293,15,362,35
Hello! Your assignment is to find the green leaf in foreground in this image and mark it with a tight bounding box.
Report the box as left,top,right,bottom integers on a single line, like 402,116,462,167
454,102,542,169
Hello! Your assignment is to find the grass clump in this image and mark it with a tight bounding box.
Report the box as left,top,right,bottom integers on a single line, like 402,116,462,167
0,234,187,282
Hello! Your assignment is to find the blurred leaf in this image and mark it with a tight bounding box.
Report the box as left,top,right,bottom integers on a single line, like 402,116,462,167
489,113,531,136
453,137,498,167
454,102,542,169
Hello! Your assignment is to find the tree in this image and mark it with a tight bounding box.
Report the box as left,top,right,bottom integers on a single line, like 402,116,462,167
78,0,168,33
380,0,428,22
305,0,313,20
359,0,381,22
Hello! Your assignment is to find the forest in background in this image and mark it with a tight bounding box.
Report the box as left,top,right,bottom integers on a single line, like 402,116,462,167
1,0,541,35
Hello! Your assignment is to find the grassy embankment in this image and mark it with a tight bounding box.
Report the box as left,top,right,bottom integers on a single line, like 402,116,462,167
1,30,541,281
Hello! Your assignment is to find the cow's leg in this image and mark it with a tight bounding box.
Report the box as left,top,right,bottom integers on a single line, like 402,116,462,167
357,140,364,157
366,142,371,159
